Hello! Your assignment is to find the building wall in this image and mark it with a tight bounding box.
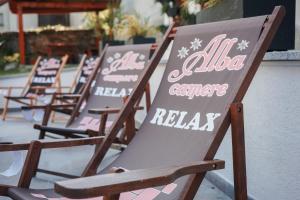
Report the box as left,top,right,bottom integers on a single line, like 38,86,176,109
0,3,38,32
214,61,300,200
0,3,86,33
295,0,300,49
0,0,162,33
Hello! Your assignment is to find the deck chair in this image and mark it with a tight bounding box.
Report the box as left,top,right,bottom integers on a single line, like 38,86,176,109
0,55,68,120
22,55,99,122
0,6,284,200
33,44,153,141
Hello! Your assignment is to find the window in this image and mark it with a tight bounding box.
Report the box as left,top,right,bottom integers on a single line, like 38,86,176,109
38,14,70,26
0,13,4,27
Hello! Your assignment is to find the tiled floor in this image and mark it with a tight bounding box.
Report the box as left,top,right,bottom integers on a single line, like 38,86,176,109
0,117,231,200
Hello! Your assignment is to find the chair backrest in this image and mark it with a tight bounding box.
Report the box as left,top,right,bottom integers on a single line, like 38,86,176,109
85,7,284,199
68,44,153,131
73,55,99,94
25,55,67,97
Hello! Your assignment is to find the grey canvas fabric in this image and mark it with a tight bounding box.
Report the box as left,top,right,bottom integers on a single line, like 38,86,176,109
69,44,152,131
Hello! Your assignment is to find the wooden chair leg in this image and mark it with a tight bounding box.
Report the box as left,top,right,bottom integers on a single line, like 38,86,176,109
39,106,52,139
2,98,9,121
18,141,42,187
122,109,135,145
102,167,125,200
98,112,108,137
50,98,58,123
230,102,248,200
93,112,108,152
145,82,151,112
2,88,12,121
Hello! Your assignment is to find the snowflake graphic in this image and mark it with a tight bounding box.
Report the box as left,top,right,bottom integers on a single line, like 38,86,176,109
107,57,114,63
114,53,121,59
190,38,202,51
139,54,145,60
177,47,189,59
237,40,249,51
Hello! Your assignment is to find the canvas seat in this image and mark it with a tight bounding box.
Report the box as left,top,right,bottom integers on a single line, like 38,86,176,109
0,6,284,200
8,188,60,200
22,55,99,122
30,44,153,140
0,55,68,120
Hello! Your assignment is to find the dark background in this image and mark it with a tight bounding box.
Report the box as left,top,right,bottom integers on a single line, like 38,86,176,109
243,0,295,51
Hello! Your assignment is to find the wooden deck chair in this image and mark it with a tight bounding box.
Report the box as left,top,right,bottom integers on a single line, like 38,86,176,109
33,44,153,142
28,55,100,122
0,6,284,200
0,55,68,120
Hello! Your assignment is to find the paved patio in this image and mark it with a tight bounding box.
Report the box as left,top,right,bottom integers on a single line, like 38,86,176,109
0,118,231,200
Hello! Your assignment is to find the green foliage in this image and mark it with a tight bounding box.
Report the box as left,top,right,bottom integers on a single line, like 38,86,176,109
83,1,122,40
0,34,19,71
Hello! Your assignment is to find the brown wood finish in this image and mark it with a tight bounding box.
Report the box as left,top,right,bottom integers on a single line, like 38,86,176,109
18,141,42,188
0,136,105,192
231,103,247,200
55,160,224,199
17,5,25,64
145,82,151,112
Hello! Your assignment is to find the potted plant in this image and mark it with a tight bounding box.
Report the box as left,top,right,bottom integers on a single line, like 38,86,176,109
3,53,20,71
156,0,222,25
113,14,158,44
84,1,125,48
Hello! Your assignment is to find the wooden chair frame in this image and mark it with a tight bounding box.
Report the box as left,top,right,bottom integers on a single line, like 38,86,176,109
0,7,284,200
55,6,285,200
0,55,69,120
30,45,154,141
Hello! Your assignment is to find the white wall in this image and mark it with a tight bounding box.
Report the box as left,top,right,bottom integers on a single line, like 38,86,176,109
214,61,300,199
295,0,300,49
121,0,163,26
0,3,85,32
0,0,164,33
70,12,85,28
0,3,38,32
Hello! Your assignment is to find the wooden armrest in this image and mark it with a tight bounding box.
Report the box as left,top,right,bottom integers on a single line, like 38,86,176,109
30,86,70,90
22,103,76,110
89,107,121,115
0,184,15,196
55,160,225,199
56,94,81,99
0,86,24,89
29,86,49,90
0,136,105,152
89,106,144,115
134,106,144,111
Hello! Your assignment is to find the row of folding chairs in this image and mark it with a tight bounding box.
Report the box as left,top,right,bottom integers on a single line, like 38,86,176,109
0,6,285,200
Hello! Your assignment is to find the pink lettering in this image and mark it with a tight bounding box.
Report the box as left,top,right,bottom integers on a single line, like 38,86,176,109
102,51,145,75
169,83,229,99
168,34,246,82
78,117,113,131
103,75,138,83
